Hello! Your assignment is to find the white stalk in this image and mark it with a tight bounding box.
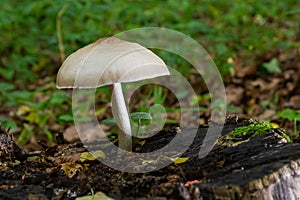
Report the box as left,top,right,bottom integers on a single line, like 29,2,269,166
111,83,132,151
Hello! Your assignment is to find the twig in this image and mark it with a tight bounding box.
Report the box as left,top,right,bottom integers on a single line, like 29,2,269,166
56,4,68,63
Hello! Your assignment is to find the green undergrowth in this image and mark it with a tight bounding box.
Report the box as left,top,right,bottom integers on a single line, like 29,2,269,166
1,0,299,83
1,0,300,143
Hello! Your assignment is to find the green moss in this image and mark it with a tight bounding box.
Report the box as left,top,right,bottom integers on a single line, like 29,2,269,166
217,121,292,147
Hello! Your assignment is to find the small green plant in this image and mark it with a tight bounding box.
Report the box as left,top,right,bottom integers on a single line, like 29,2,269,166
128,84,178,127
276,109,300,137
103,112,152,137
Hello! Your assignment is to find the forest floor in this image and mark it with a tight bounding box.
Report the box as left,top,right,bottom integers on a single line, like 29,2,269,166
1,45,300,200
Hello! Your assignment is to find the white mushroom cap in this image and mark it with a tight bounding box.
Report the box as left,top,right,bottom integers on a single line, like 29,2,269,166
56,37,170,89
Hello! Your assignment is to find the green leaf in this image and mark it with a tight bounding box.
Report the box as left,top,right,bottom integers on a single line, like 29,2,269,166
49,91,69,105
102,112,152,126
0,116,18,131
58,115,74,122
9,91,33,100
130,112,152,125
44,128,53,142
226,105,240,112
0,68,14,80
0,82,15,91
277,109,299,121
102,118,116,126
215,43,228,55
262,58,281,74
77,117,93,123
285,8,300,15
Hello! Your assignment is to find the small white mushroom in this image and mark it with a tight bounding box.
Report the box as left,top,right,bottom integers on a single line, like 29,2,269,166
56,37,170,151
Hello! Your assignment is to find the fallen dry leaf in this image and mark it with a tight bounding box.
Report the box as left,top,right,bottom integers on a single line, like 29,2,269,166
61,162,83,178
80,150,106,162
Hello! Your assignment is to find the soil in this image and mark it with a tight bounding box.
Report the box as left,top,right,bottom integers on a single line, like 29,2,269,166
1,121,300,200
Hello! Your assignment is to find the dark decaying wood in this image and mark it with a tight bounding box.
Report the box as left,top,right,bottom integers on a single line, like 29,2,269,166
188,133,300,199
0,123,300,199
138,124,300,199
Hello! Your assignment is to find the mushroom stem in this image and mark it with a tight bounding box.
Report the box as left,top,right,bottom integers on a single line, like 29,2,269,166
111,83,132,151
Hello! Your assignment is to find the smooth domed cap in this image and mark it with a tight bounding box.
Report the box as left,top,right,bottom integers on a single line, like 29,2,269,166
56,37,170,89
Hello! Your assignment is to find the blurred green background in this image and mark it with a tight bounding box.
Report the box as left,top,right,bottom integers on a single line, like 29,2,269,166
1,0,300,145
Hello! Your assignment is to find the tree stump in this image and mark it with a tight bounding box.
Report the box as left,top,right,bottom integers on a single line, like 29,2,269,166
1,123,300,199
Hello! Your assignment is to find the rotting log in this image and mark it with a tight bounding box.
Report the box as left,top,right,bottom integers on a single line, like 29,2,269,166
1,123,300,199
182,129,300,200
141,124,300,199
197,159,300,199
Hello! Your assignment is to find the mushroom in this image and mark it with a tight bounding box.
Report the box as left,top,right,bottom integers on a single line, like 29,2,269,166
56,37,170,151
